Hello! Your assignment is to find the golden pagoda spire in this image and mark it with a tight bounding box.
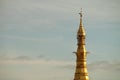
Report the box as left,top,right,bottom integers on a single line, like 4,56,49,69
73,9,89,80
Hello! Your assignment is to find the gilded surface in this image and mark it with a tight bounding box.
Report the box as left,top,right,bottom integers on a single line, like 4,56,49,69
73,11,89,80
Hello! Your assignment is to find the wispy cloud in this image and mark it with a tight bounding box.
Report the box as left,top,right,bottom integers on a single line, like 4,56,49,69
13,55,31,61
0,59,120,80
58,60,120,80
88,61,120,71
0,0,120,80
0,34,63,43
59,60,120,72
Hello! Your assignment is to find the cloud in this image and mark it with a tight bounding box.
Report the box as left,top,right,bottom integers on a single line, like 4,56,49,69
0,59,73,80
0,57,72,66
88,61,120,72
59,60,120,72
0,0,120,80
58,60,120,80
0,34,63,43
37,54,45,59
0,59,120,80
88,61,120,80
13,55,31,60
1,0,120,31
0,54,32,64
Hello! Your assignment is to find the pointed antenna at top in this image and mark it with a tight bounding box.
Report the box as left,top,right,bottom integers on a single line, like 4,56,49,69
79,8,82,18
79,8,83,27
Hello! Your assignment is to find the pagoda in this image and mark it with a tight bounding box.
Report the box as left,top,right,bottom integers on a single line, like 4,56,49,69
73,9,89,80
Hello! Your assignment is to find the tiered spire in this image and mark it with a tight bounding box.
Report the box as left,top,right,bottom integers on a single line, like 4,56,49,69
73,9,89,80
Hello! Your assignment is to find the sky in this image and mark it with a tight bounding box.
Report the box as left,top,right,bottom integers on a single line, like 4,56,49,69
0,0,120,80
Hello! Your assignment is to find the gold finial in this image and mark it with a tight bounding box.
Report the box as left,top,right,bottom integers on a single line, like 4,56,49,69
79,8,82,18
79,8,83,26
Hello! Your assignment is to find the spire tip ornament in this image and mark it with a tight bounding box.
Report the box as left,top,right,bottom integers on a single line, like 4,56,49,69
79,8,83,18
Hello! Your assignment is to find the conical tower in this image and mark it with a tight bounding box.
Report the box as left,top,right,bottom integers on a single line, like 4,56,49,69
73,9,89,80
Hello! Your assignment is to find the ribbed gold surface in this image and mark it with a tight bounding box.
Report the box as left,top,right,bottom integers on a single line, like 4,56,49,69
73,10,89,80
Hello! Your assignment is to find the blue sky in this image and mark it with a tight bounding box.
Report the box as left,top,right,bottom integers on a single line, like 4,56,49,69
0,0,120,80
